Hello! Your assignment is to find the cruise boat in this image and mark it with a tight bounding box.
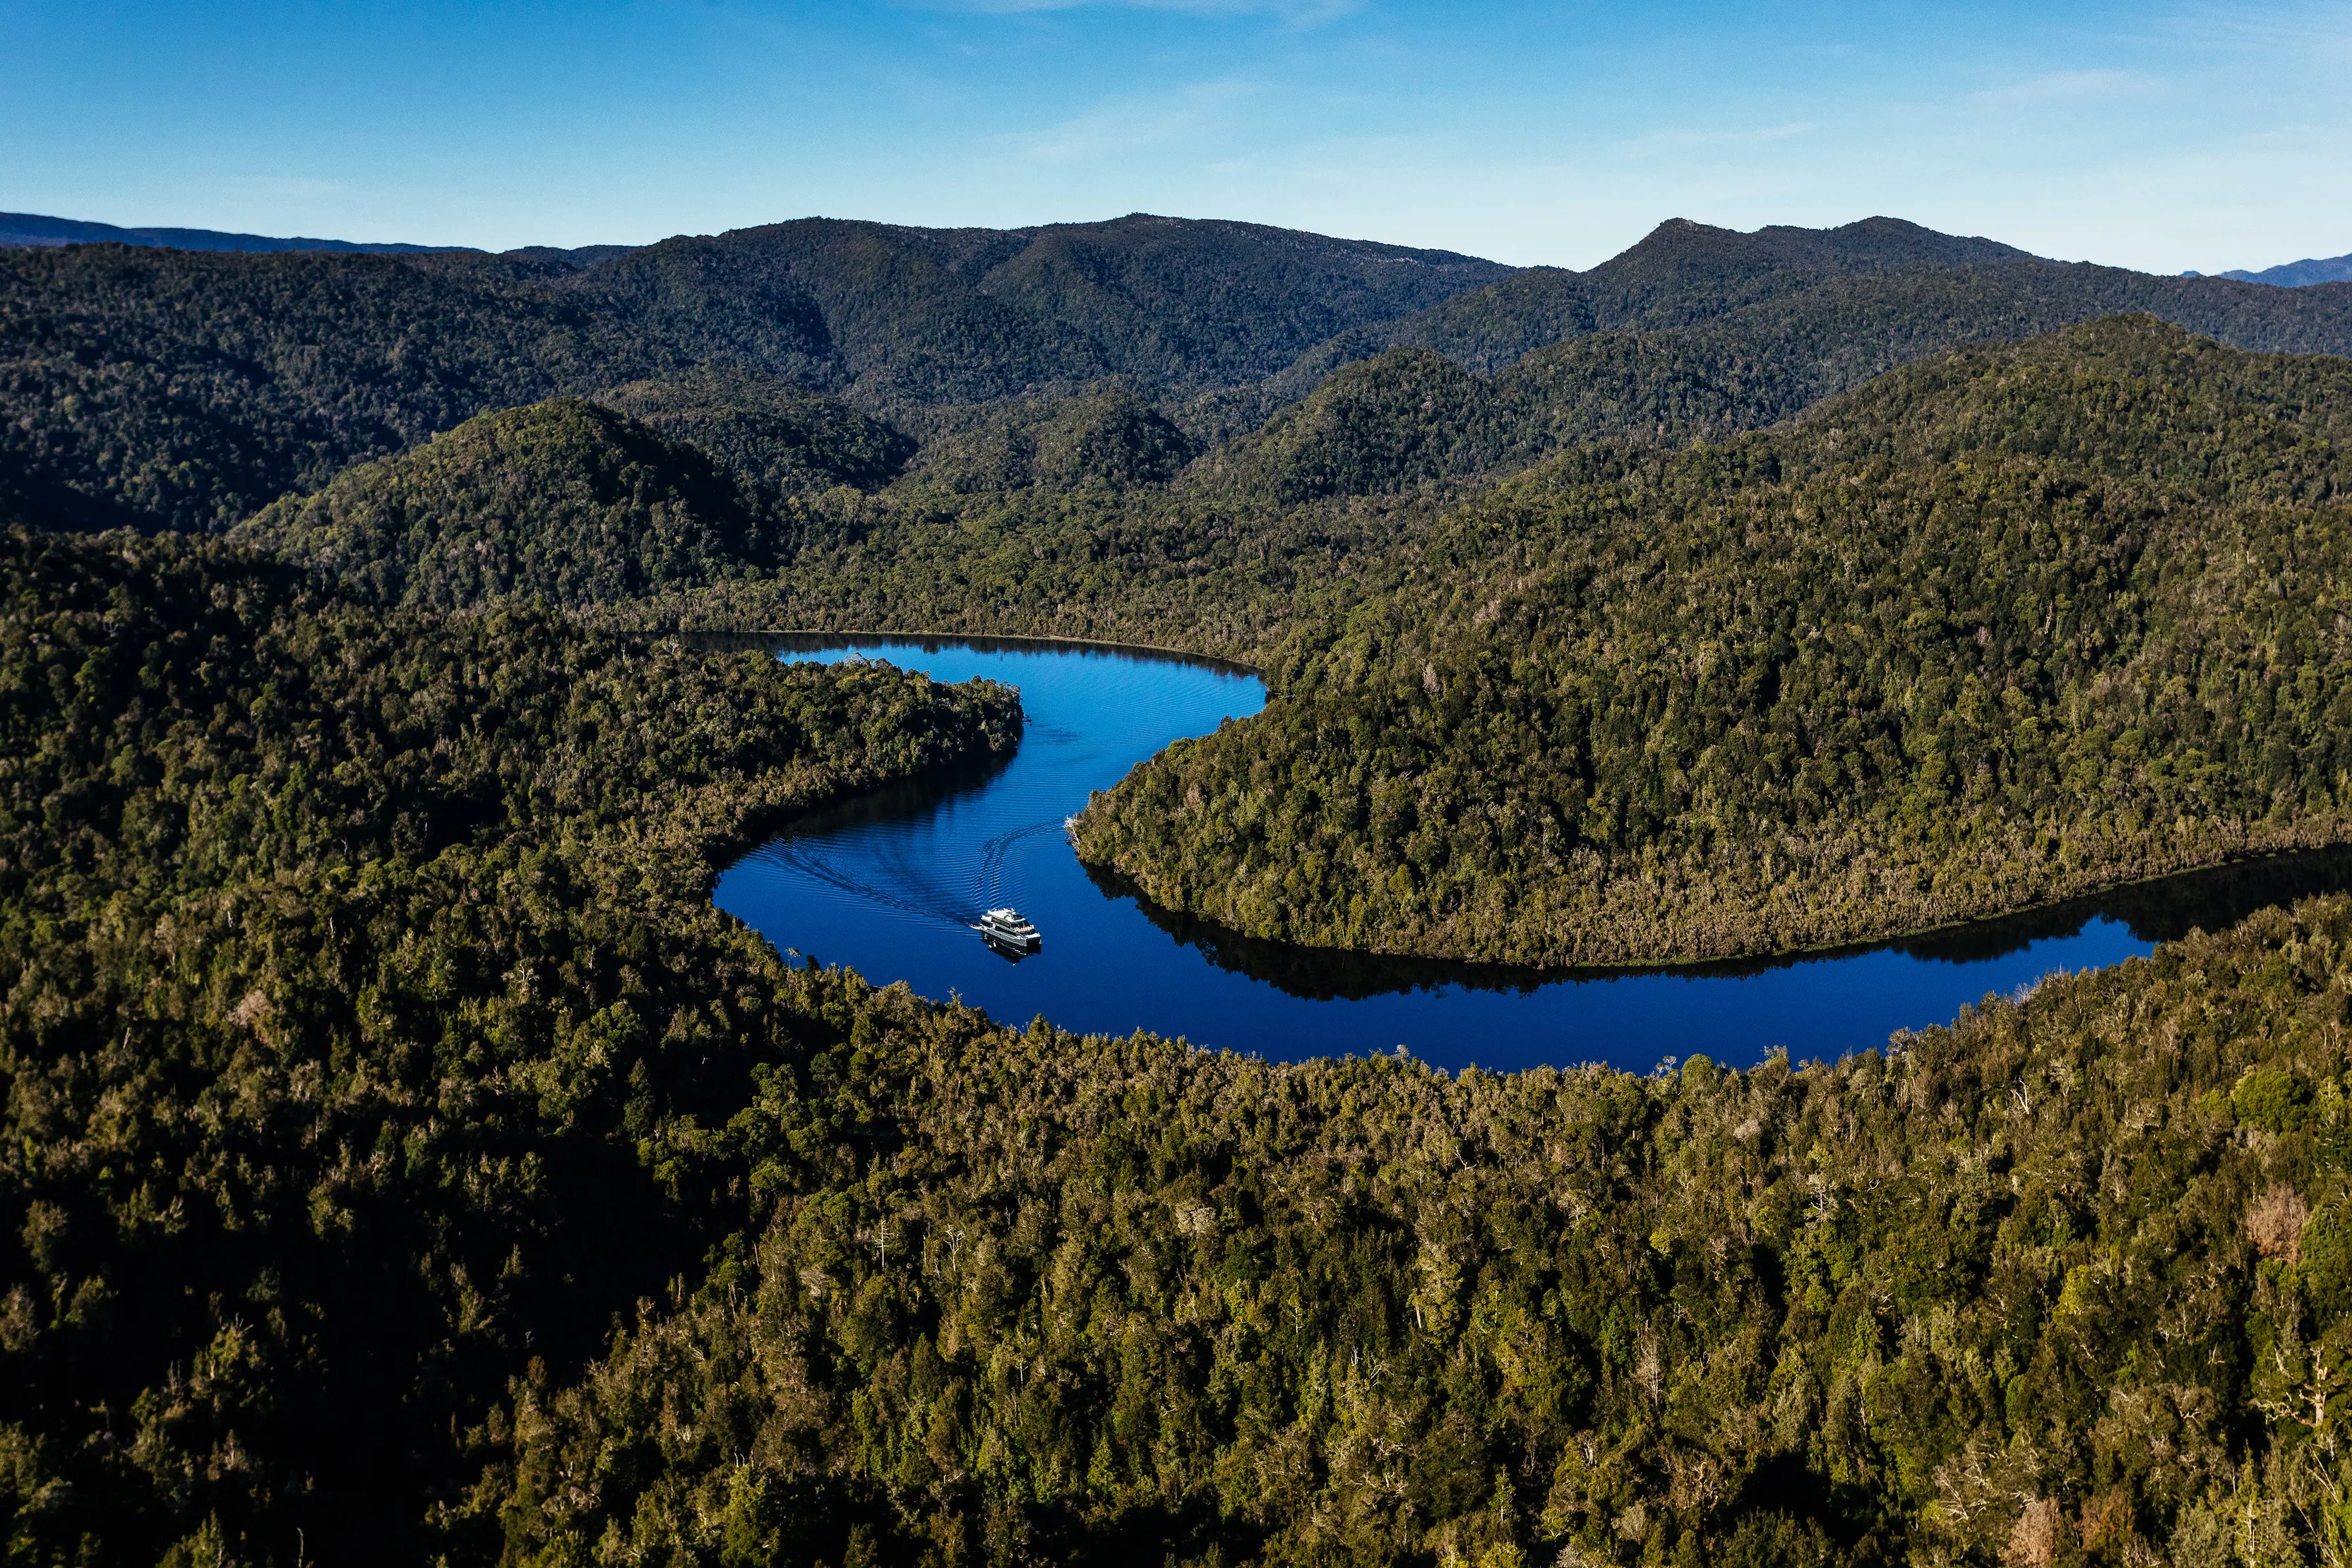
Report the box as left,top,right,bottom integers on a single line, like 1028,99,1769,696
977,906,1041,954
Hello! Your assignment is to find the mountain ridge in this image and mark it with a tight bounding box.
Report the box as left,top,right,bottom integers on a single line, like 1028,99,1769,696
0,208,474,255
9,210,2352,539
20,207,2352,1568
1272,218,2352,387
1077,316,2352,965
2212,251,2352,287
556,213,1515,404
0,211,1515,530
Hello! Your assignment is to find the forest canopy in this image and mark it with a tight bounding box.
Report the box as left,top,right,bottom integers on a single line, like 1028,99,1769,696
11,203,2352,1568
8,527,2352,1568
233,397,797,609
0,527,1017,1564
1075,318,2352,964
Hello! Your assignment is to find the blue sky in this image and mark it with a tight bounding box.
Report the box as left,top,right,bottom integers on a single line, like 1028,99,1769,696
5,1,2348,271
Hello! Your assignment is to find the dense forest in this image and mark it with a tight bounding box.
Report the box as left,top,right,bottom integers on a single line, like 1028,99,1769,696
0,215,1502,533
8,214,2352,538
13,207,2352,1565
8,526,2352,1568
1075,319,2352,964
235,397,800,609
1314,217,2352,380
0,527,1019,1564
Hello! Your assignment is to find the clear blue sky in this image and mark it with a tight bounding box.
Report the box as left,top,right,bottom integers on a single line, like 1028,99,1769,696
6,1,2347,272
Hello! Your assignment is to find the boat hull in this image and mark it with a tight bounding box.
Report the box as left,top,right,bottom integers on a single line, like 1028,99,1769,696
978,908,1041,956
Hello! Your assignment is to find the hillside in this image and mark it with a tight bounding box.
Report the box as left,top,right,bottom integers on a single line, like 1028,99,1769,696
0,214,1506,532
0,244,648,532
594,371,917,493
1269,217,2029,384
1075,318,2352,966
0,209,467,254
573,214,1513,407
525,230,2352,656
1201,333,1791,503
2217,252,2352,287
235,397,796,608
0,527,1022,1564
9,529,2352,1568
1198,222,2352,505
894,384,1204,496
10,212,2351,541
1284,218,2352,385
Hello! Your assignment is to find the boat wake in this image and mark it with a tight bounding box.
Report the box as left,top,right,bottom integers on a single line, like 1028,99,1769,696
746,838,976,928
973,819,1062,909
749,811,1068,930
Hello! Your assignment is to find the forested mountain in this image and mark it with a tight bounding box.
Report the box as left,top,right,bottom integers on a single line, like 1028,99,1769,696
1279,216,2034,381
0,245,647,532
11,525,2352,1568
0,215,1504,532
575,215,1511,406
1202,335,1785,503
0,527,1021,1565
16,210,2352,541
1183,222,2352,505
1076,318,2352,964
2214,252,2352,287
594,371,916,494
234,397,806,608
1282,217,2352,384
895,385,1203,496
0,209,466,255
234,381,1211,616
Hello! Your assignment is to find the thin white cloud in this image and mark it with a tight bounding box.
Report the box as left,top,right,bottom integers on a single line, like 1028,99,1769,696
905,0,1356,22
1618,121,1817,158
2157,0,2352,60
1010,79,1256,163
1969,68,2160,107
230,176,349,201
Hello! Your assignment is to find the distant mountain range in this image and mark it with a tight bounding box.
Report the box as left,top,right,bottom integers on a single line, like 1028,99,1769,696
0,209,645,267
0,213,1512,528
16,202,2348,294
2186,251,2352,287
22,199,2352,1568
0,210,477,255
6,210,2351,534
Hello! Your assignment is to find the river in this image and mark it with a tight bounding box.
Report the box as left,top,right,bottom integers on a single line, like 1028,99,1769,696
712,635,2352,1073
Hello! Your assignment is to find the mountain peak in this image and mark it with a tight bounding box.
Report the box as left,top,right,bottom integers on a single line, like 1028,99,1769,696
1610,215,2031,276
2214,252,2352,287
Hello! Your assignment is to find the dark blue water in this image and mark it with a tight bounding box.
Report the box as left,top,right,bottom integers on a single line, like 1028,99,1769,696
713,636,2352,1072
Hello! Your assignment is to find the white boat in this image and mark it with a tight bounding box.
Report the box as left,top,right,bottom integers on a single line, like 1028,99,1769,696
977,906,1041,954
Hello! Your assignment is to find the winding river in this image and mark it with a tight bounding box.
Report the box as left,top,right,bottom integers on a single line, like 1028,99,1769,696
713,635,2352,1073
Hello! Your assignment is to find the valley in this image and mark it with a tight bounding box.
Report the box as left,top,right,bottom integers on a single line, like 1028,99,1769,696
7,208,2352,1568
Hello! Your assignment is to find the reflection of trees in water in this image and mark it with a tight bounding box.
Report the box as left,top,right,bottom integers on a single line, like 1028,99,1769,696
708,643,2352,1000
1086,849,2352,1003
734,749,1020,928
1894,846,2352,959
766,747,1016,838
679,630,1257,678
1081,860,1561,1000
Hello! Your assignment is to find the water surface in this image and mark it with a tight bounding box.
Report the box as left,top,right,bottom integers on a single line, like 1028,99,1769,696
713,636,2352,1073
